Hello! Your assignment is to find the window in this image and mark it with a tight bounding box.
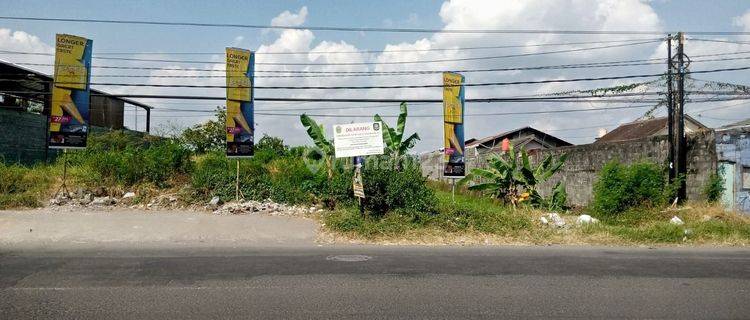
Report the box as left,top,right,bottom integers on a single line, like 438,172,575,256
743,166,750,189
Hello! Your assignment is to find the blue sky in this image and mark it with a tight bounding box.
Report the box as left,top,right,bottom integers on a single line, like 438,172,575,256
1,0,750,152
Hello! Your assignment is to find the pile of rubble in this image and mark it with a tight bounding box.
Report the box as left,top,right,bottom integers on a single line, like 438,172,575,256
47,187,184,210
211,197,323,216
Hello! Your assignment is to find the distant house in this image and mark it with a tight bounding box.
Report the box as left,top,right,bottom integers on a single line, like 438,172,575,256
595,115,708,144
465,127,572,156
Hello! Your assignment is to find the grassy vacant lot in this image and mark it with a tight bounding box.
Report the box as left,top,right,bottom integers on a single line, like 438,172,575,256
322,189,750,246
2,130,749,246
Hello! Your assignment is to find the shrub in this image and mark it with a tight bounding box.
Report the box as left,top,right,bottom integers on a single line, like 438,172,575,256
67,132,193,188
360,156,436,216
591,161,671,216
190,151,272,202
703,171,725,203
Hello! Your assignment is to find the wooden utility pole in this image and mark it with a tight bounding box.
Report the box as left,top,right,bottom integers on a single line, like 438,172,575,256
666,34,675,183
675,32,687,201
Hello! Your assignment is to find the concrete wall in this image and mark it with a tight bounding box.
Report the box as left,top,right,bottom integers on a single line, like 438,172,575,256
421,131,718,207
716,127,750,213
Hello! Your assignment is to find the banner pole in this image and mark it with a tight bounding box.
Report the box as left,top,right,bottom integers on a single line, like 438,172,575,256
451,178,456,204
235,160,240,202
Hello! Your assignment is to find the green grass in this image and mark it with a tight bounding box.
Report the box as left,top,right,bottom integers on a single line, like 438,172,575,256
0,162,54,209
323,187,750,246
323,189,533,239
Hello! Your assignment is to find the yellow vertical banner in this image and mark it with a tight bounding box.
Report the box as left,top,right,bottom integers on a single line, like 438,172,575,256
443,72,466,177
49,34,92,149
225,48,255,157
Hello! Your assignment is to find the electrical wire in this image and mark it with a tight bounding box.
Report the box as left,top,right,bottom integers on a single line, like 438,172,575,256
100,38,666,55
1,16,749,35
4,65,749,89
0,40,662,66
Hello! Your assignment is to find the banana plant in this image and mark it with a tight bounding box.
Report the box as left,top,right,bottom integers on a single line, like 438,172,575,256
300,114,334,179
374,102,420,159
459,144,568,208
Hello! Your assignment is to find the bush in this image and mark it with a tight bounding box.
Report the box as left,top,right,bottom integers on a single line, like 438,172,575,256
703,171,725,203
67,131,193,188
591,161,672,216
0,163,52,208
360,156,436,216
191,151,272,202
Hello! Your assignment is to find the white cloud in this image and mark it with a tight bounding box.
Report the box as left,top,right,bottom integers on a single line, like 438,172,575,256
733,10,750,32
271,6,308,27
0,28,54,74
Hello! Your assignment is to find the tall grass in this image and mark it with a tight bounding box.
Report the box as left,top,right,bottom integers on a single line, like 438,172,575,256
0,162,53,208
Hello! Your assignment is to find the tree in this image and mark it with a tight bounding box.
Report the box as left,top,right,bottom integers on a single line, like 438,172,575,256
374,102,420,159
300,114,334,180
459,144,568,209
180,107,226,153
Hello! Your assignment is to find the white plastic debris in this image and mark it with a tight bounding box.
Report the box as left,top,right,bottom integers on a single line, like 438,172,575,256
91,196,116,206
123,192,136,199
576,214,599,225
208,196,222,210
540,217,549,225
546,212,566,227
669,216,684,225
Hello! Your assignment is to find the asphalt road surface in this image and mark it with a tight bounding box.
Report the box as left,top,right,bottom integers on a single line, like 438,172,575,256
1,246,749,319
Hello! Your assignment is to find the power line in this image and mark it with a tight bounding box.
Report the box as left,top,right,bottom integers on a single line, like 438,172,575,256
8,49,750,75
5,65,750,90
0,40,661,66
0,90,666,103
24,38,668,56
1,16,749,35
0,60,668,79
687,38,750,45
4,73,667,89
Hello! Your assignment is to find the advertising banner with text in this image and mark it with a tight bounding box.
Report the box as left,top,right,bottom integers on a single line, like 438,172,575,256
225,47,255,158
443,72,466,178
49,34,92,149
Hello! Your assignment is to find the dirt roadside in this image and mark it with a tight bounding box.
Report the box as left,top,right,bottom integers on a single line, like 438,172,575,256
0,207,320,250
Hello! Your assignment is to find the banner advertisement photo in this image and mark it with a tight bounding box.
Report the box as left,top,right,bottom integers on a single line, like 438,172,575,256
48,34,92,149
443,72,466,178
333,122,385,158
225,47,255,158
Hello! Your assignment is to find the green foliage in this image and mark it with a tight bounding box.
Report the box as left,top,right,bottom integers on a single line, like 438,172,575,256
374,102,420,158
703,171,725,203
460,144,567,208
591,161,672,216
360,156,436,216
68,131,193,188
0,162,52,208
322,189,532,238
300,114,334,179
180,107,226,154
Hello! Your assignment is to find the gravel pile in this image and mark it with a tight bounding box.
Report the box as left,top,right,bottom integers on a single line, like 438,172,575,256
213,200,322,216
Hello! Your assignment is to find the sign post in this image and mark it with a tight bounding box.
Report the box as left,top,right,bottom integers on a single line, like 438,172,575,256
333,122,385,214
49,34,92,198
442,72,466,202
225,47,254,201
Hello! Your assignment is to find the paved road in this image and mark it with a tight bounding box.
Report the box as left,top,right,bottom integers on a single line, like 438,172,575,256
1,246,749,319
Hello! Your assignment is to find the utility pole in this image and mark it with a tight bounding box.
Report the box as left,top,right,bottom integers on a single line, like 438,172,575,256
675,32,687,202
666,34,675,183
